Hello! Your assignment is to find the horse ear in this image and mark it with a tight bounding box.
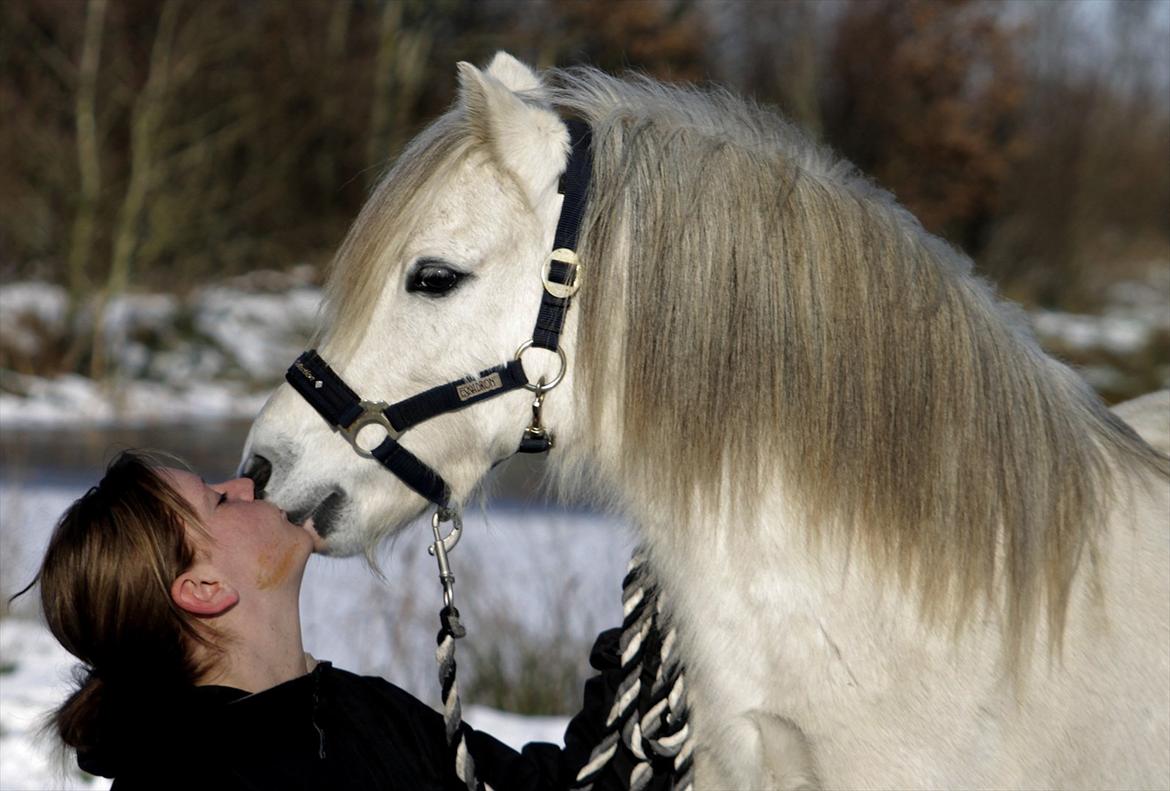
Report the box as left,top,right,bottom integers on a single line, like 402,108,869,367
457,60,569,206
485,51,542,94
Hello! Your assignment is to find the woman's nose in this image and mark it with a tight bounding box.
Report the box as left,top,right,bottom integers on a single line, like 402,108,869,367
221,477,255,501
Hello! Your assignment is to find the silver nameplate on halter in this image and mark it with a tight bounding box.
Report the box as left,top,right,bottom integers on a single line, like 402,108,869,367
456,373,503,402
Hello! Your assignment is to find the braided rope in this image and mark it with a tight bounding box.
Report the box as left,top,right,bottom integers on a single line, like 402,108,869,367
434,542,692,791
574,548,694,791
437,607,484,791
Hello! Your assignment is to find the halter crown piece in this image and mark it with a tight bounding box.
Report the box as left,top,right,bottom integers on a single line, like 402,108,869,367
285,120,592,791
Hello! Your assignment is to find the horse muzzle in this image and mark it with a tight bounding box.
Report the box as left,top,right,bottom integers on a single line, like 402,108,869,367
241,451,347,542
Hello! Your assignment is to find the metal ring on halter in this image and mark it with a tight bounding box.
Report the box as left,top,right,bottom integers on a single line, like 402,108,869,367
542,248,582,299
515,340,567,393
339,401,400,459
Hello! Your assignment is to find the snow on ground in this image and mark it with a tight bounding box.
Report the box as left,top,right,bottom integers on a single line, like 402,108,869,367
0,284,68,358
0,275,320,428
0,372,270,427
0,619,111,791
192,286,321,381
462,705,570,751
0,477,624,790
1028,270,1170,355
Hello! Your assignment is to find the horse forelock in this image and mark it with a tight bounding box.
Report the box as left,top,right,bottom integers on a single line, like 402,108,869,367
319,113,482,358
547,66,1170,658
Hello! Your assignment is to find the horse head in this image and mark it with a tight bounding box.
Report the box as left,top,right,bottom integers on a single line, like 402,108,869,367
242,53,580,555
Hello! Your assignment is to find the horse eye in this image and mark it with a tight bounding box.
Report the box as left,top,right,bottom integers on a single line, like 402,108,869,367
407,260,465,296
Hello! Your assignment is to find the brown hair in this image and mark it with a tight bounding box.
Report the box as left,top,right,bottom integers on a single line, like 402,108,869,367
27,450,217,753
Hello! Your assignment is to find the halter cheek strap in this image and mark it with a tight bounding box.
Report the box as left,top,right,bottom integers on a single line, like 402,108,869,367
285,120,592,509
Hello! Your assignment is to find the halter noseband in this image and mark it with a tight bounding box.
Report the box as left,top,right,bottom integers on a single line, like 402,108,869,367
284,120,591,510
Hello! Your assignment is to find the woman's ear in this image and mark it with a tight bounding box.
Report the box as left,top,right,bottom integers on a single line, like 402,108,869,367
171,567,239,616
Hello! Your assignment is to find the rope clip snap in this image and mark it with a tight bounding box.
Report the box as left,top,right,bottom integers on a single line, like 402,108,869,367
520,380,555,452
429,507,466,637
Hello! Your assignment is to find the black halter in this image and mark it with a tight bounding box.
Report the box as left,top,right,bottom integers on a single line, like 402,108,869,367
285,120,592,509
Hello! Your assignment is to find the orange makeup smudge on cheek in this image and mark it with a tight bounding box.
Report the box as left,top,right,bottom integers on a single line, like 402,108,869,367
256,543,299,590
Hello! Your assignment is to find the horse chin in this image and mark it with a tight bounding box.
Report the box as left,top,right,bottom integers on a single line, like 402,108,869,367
315,530,362,557
295,490,424,557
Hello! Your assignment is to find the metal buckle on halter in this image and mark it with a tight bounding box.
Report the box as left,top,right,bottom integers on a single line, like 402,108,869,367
339,400,400,458
542,248,582,299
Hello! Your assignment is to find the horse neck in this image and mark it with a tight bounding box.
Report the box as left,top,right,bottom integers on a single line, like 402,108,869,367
547,404,819,579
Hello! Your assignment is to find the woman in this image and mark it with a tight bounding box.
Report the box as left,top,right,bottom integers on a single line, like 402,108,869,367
29,450,629,790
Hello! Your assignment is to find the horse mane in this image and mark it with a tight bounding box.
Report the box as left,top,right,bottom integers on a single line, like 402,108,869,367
545,66,1170,657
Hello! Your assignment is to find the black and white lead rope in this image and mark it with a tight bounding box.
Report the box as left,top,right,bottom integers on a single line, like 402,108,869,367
571,549,694,791
433,542,694,791
436,602,480,790
431,508,482,791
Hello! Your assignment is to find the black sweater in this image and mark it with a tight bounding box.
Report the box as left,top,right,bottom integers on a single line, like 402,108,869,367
81,630,661,791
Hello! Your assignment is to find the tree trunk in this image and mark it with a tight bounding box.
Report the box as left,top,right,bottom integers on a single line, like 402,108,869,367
90,0,180,380
62,0,106,372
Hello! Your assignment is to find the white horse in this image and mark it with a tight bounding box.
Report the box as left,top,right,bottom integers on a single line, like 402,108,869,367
243,53,1170,789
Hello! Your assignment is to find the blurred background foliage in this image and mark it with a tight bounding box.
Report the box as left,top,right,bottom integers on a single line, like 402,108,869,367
1,0,1167,376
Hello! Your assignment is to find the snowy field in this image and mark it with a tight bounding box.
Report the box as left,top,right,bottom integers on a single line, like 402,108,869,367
0,475,630,790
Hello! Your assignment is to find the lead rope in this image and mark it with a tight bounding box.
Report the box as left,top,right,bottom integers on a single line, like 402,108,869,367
432,510,692,790
430,507,487,791
573,548,694,791
429,377,555,789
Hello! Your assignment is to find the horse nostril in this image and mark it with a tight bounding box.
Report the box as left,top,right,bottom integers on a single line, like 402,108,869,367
242,454,273,498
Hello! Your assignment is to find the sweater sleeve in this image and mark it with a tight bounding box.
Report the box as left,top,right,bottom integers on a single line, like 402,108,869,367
366,629,664,790
466,628,641,791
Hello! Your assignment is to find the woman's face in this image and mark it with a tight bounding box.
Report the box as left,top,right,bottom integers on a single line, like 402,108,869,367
164,468,323,596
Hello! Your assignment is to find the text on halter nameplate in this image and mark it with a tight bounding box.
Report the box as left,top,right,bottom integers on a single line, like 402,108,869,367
456,373,503,402
294,360,324,388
